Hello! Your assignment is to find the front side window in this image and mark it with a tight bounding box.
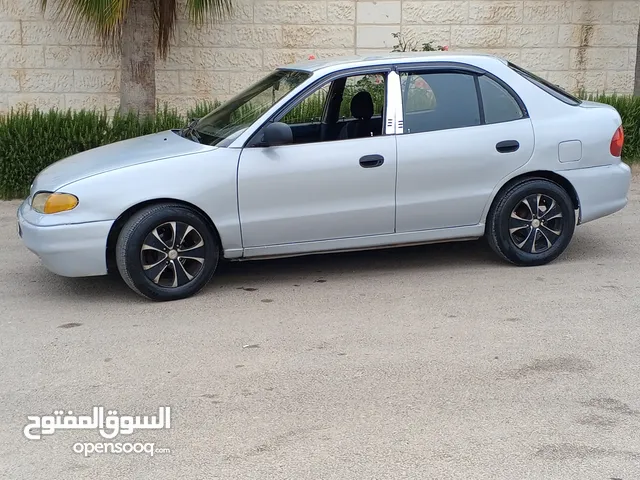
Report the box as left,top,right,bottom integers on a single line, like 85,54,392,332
254,71,388,146
400,71,481,134
192,70,311,146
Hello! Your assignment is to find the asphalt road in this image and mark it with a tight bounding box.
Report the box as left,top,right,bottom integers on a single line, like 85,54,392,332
1,176,639,480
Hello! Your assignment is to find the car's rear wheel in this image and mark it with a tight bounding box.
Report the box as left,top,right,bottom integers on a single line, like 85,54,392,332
115,204,219,301
486,178,576,266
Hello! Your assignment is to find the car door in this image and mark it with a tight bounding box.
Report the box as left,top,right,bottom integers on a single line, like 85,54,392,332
394,65,535,232
237,68,398,249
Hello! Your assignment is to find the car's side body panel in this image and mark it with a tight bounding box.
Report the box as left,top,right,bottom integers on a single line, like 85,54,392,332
237,135,398,248
395,119,535,232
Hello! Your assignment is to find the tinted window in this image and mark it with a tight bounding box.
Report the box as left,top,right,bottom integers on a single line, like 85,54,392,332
400,72,481,134
478,75,524,124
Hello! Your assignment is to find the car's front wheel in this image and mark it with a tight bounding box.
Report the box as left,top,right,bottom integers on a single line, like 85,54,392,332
486,178,576,266
115,204,219,301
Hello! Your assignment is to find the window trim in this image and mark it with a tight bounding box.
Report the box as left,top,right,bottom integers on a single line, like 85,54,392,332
244,65,394,148
393,62,530,135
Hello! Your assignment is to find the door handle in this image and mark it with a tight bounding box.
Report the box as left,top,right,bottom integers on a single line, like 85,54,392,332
496,140,520,153
359,154,384,168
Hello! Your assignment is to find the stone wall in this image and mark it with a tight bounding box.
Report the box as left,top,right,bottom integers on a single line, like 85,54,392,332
0,0,638,113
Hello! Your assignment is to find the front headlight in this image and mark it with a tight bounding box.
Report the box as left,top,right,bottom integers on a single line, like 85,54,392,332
31,192,79,214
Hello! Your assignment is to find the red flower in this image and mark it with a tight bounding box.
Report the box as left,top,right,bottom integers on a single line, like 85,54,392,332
442,45,449,51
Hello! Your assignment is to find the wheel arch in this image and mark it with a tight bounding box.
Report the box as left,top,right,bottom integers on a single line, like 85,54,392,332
483,170,581,230
106,198,223,275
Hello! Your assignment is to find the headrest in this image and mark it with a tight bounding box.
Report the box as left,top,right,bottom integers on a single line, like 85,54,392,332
350,91,374,120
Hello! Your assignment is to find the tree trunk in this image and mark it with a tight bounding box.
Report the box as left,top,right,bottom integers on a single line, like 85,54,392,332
119,0,156,115
635,18,640,96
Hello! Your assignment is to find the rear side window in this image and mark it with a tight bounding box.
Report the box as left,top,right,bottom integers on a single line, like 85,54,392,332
400,72,481,134
508,62,581,106
478,75,524,124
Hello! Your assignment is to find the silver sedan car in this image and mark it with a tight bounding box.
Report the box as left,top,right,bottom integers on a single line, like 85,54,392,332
17,53,632,301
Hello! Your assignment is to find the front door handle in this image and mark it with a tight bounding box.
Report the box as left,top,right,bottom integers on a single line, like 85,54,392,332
359,154,384,168
496,140,520,153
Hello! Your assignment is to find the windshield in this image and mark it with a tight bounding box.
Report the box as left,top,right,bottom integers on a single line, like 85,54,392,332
191,70,312,146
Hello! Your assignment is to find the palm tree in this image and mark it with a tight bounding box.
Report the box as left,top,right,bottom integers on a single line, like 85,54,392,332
41,0,233,114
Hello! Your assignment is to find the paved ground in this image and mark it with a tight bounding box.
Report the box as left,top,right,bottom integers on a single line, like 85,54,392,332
1,176,640,480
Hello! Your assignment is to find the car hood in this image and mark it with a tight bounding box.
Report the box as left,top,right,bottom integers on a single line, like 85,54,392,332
31,130,214,193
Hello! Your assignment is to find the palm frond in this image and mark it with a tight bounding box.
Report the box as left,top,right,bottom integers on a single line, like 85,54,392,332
41,0,128,53
154,0,178,59
41,0,233,59
186,0,233,25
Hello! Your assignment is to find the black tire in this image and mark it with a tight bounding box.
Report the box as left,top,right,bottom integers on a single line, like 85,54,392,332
486,178,576,266
115,203,219,301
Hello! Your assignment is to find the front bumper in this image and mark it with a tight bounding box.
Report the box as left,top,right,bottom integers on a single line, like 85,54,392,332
561,162,632,225
17,199,113,277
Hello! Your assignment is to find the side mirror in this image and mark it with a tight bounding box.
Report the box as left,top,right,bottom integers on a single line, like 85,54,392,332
263,122,293,147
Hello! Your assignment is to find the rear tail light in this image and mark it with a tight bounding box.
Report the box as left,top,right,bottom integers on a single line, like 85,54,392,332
610,125,624,157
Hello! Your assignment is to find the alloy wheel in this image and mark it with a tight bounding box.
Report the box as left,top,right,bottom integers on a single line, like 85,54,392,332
508,193,564,254
140,221,206,288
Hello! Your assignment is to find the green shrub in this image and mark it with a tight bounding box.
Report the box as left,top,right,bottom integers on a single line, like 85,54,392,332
1,93,639,200
0,103,210,199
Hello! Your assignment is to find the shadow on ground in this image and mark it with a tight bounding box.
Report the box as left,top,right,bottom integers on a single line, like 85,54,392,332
24,230,613,302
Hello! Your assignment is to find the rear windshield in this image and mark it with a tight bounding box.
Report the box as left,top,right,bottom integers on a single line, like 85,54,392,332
508,62,582,106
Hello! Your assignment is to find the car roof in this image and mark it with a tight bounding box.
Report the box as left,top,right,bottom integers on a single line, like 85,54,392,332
278,52,508,74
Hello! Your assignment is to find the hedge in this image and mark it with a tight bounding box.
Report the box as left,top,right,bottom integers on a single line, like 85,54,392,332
1,93,639,200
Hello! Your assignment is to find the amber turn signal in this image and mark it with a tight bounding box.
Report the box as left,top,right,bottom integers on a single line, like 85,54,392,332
32,192,79,214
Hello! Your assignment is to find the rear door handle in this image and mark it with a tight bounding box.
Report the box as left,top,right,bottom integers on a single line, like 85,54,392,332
496,140,520,153
359,154,384,168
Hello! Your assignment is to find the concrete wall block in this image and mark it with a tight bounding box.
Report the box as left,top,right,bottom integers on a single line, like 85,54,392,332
263,49,321,69
606,70,633,92
1,46,45,68
570,47,629,70
523,1,572,24
0,22,21,45
179,70,230,94
6,93,64,110
65,93,119,111
283,26,355,49
328,1,356,24
357,2,401,25
452,26,507,48
158,47,197,70
403,1,469,25
230,71,272,93
473,48,522,62
20,69,74,92
74,70,119,93
507,25,559,47
521,47,571,71
547,70,607,93
469,1,523,24
0,69,20,92
572,0,614,23
357,25,400,49
197,48,263,69
156,70,181,94
613,1,640,24
82,47,120,69
0,0,43,20
254,1,327,24
400,26,452,47
559,24,638,48
21,21,100,46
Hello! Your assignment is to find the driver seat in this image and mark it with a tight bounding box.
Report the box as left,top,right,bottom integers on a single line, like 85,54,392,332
339,91,375,140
